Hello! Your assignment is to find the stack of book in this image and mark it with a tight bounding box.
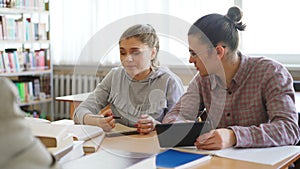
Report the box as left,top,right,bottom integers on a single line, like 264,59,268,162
28,121,76,162
26,118,105,163
50,119,105,154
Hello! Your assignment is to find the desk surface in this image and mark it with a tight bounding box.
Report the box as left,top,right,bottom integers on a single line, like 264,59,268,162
55,92,91,102
56,92,300,112
62,131,300,169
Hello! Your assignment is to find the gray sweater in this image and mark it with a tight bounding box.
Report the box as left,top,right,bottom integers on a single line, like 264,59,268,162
74,66,184,127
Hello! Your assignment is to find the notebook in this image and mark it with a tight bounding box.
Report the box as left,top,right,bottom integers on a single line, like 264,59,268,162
155,122,211,148
156,149,211,169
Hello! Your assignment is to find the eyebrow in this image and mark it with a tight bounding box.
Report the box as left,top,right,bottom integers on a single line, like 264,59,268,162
119,47,141,50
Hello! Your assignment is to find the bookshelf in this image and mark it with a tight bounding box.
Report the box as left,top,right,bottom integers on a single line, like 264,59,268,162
0,0,53,120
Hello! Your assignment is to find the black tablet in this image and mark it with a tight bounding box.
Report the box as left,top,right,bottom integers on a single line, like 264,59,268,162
155,122,211,148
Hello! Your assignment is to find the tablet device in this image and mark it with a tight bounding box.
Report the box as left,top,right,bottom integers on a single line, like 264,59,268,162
155,121,211,148
106,130,139,137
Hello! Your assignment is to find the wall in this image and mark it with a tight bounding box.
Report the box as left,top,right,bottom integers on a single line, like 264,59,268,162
53,65,300,86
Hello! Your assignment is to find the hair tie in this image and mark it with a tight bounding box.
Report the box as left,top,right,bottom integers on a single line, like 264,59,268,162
224,15,239,29
224,15,231,21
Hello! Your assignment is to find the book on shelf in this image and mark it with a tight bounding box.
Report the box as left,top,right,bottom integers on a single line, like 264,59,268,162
105,123,139,137
12,76,43,102
0,48,50,73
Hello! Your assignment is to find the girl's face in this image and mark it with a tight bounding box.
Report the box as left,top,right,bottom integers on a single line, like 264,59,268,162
120,37,156,80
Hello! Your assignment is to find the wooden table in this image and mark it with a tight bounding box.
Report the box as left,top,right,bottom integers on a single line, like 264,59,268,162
55,92,90,119
56,92,300,120
62,131,300,169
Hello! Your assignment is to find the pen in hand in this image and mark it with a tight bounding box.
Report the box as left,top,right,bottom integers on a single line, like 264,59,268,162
89,114,122,119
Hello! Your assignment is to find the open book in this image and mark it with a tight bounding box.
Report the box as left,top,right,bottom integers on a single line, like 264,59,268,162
175,146,300,165
68,125,103,141
105,123,139,137
50,119,104,141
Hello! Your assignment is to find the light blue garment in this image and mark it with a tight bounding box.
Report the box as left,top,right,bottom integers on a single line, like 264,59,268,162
74,66,184,127
0,77,59,169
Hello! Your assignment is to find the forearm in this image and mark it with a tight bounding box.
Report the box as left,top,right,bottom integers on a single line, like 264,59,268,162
73,101,101,124
230,119,300,147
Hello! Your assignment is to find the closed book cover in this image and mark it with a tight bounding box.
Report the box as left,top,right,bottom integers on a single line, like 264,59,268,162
156,149,211,169
83,133,105,153
28,122,69,147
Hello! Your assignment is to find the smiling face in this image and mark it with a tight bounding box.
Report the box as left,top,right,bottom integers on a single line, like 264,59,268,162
188,34,219,77
120,37,156,80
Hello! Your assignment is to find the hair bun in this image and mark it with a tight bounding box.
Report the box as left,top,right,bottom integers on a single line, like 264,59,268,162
225,6,246,31
227,6,242,22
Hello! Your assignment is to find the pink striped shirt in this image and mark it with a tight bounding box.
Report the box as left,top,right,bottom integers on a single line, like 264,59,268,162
163,54,300,147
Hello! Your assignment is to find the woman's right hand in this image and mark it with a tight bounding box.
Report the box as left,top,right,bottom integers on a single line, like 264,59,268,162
84,114,115,132
99,105,112,117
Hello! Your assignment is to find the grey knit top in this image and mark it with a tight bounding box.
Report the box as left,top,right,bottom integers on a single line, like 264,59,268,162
74,66,184,127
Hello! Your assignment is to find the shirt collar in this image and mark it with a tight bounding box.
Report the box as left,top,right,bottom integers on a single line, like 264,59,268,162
209,74,226,90
231,53,249,86
207,53,248,90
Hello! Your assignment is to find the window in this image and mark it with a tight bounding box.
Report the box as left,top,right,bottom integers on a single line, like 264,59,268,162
50,0,234,66
241,0,300,64
51,0,300,66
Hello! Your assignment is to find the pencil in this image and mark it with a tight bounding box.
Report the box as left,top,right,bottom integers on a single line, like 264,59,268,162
89,114,122,119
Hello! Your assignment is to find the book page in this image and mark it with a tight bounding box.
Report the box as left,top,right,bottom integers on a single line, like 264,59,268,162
51,119,103,141
214,146,300,165
69,125,103,141
175,146,300,165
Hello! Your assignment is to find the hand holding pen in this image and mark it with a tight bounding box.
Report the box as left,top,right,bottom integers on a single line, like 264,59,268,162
85,108,121,131
135,114,160,134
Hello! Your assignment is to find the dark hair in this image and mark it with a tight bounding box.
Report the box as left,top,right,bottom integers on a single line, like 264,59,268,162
188,6,246,51
119,24,160,68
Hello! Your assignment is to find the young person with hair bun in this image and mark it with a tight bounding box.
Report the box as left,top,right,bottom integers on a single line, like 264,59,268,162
163,6,300,149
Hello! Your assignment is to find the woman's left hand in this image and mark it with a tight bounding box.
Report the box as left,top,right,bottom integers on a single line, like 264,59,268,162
136,114,160,134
